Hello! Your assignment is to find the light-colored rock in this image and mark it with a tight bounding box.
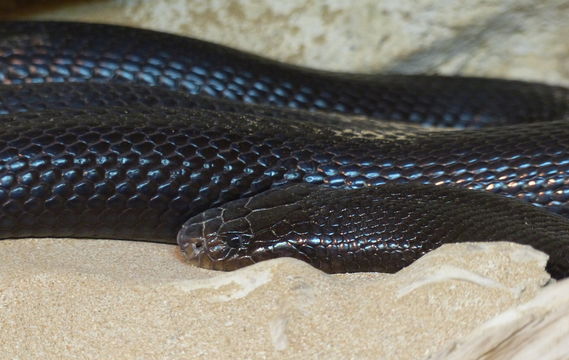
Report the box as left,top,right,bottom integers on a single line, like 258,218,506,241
0,239,551,359
0,0,567,85
430,277,569,360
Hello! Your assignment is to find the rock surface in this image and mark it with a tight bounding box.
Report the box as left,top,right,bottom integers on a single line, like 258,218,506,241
0,240,551,359
0,0,568,85
430,276,569,360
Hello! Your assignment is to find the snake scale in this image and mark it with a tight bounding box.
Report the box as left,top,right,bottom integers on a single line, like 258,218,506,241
2,21,569,278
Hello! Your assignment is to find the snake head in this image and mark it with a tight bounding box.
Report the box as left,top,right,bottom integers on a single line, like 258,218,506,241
176,203,255,270
175,181,569,277
177,184,314,271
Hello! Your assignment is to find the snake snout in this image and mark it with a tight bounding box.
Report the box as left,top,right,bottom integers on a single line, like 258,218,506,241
177,208,223,266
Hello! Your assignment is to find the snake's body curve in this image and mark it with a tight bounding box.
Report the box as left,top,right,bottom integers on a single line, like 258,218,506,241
2,21,569,128
2,21,569,278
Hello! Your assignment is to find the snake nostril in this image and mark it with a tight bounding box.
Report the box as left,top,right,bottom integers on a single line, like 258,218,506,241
185,240,206,260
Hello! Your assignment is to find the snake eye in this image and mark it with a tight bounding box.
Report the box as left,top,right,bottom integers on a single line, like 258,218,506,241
223,232,251,248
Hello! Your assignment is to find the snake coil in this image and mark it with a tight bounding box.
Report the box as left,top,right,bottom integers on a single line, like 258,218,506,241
1,21,569,278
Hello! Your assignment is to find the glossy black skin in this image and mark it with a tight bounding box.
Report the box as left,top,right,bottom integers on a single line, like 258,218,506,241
1,21,568,128
1,22,569,277
0,82,411,133
178,183,569,278
2,106,569,241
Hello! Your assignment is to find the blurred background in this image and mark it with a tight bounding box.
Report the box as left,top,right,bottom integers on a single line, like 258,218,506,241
1,0,568,85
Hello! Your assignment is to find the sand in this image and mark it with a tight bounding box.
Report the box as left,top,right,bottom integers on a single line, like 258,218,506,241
0,239,556,359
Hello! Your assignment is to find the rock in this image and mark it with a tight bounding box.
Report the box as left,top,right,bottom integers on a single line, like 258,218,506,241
430,277,569,360
0,239,551,359
1,0,567,85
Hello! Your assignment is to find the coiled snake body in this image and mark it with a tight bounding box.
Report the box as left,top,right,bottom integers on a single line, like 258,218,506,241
2,21,569,278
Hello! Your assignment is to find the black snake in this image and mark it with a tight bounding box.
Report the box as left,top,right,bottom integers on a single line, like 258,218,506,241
1,21,569,278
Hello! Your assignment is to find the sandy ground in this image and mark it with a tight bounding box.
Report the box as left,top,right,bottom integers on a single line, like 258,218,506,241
0,240,552,359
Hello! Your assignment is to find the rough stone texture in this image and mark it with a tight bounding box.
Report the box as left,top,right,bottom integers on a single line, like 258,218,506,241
0,0,568,85
0,240,550,359
430,277,569,360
